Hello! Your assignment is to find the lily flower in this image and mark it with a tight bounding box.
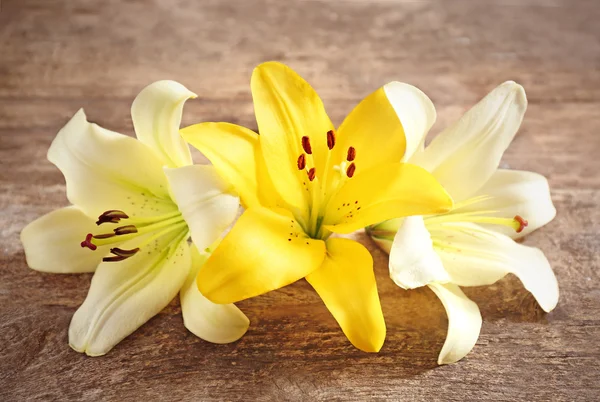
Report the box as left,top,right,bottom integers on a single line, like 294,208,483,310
368,81,559,364
21,81,249,356
181,61,453,352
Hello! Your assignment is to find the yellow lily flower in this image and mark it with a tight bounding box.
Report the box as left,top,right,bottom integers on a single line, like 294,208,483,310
369,81,559,364
21,81,249,356
181,61,453,352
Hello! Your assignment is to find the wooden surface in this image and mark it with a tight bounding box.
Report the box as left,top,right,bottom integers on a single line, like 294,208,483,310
1,0,599,400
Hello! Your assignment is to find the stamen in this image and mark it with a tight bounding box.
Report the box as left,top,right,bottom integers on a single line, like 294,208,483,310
297,154,306,170
94,233,116,239
302,136,312,154
96,210,129,225
114,225,138,235
102,255,128,262
80,233,97,250
346,163,356,178
514,215,528,233
96,216,119,225
327,130,336,150
307,167,316,181
109,247,140,257
347,147,356,162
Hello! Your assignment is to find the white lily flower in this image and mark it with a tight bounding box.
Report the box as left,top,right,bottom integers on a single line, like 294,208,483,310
21,81,249,356
369,81,558,364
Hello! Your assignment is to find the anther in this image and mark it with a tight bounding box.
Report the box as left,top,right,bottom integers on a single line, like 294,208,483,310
302,136,312,154
110,247,140,257
297,154,306,170
102,255,128,262
346,163,356,178
102,247,141,262
80,233,97,251
307,167,316,181
93,233,116,239
114,225,138,235
514,215,528,233
96,210,129,225
327,130,336,150
347,147,356,162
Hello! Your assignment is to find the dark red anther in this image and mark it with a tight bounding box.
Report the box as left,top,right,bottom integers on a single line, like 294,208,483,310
80,233,97,251
110,247,140,257
102,255,128,262
346,163,356,178
102,247,140,262
301,136,312,154
93,233,116,239
326,130,336,150
307,167,316,181
96,216,119,225
96,210,129,225
114,225,138,235
297,154,306,170
515,215,528,233
347,146,356,162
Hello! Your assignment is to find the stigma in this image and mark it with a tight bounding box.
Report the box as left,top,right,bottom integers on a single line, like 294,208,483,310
514,215,528,233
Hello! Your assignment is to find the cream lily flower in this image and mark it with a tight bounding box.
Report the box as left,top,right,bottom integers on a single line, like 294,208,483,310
181,61,453,352
369,81,559,364
20,81,249,356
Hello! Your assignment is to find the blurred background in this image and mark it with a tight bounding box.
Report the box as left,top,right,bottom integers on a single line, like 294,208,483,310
1,0,599,400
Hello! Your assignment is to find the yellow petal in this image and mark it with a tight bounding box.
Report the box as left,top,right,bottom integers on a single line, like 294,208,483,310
181,122,280,209
251,61,334,210
69,230,190,356
324,163,453,234
48,109,175,218
131,80,196,168
411,81,527,201
465,169,556,239
428,283,482,365
306,238,385,353
180,245,250,344
333,82,435,175
197,207,326,304
164,164,240,251
20,206,112,273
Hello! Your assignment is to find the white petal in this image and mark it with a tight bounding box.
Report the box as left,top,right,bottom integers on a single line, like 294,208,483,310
21,206,112,273
383,82,436,162
180,246,249,343
69,230,190,356
131,80,196,168
164,165,239,251
466,169,556,239
48,109,175,218
412,81,527,201
429,222,559,312
389,216,450,289
428,283,482,365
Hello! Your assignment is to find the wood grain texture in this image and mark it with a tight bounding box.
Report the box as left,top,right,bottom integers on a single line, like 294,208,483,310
1,0,599,400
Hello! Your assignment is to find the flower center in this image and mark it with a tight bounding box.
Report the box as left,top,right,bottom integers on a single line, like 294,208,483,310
294,130,357,238
80,209,187,262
